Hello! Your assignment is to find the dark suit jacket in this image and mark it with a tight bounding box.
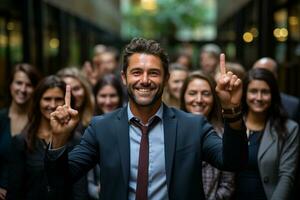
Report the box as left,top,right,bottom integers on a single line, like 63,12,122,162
281,93,300,124
46,105,248,200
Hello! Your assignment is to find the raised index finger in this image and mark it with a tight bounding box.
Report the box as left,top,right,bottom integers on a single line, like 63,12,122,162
65,85,71,107
220,53,226,75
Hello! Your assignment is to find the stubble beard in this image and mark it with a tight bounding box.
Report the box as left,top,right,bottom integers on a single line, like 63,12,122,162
127,84,164,107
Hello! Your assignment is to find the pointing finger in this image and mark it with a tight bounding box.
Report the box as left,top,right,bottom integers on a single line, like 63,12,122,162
65,85,71,108
220,53,226,75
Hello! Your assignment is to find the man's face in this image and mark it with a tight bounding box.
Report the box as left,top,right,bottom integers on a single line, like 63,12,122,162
100,52,118,74
121,53,167,107
200,52,218,74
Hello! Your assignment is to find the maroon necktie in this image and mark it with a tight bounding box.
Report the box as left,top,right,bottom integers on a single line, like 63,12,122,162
130,116,160,200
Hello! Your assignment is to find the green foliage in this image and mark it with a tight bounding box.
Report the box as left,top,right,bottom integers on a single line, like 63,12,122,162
122,0,213,40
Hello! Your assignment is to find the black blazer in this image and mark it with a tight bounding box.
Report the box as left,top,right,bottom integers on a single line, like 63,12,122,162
46,105,248,200
280,93,300,124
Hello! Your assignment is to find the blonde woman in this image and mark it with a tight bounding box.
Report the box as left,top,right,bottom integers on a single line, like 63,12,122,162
57,67,94,134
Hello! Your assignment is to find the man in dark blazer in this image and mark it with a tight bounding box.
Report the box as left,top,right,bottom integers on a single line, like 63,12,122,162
46,38,248,200
253,57,300,124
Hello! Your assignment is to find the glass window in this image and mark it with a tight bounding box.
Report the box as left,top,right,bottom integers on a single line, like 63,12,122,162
289,4,300,41
0,17,7,107
44,5,60,74
8,19,23,64
68,18,80,66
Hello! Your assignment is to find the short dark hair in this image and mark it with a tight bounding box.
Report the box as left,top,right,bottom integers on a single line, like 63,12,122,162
122,38,169,77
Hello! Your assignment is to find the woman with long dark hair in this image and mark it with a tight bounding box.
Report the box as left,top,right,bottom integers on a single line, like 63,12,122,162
235,68,299,200
9,75,88,200
0,63,40,200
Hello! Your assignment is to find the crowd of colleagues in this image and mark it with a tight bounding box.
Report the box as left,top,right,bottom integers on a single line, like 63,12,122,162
0,38,299,200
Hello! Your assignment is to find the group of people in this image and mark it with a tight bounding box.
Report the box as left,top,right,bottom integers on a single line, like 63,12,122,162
0,46,125,200
0,37,299,200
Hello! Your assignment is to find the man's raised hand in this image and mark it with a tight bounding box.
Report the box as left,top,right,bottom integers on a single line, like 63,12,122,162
50,85,79,148
215,54,243,109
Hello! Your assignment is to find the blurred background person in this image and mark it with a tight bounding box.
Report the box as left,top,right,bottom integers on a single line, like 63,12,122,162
93,44,107,57
215,61,246,82
174,51,193,71
162,63,188,108
94,73,124,115
9,75,88,200
57,67,95,134
81,61,97,87
252,57,300,124
88,74,124,200
0,63,40,200
180,71,235,200
81,44,107,86
235,68,299,200
97,47,120,76
199,43,221,76
93,46,120,82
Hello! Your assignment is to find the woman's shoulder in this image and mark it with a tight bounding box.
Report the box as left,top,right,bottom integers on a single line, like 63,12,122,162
285,119,299,132
285,118,298,126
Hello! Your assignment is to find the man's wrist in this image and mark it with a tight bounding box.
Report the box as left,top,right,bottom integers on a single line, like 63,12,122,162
223,112,243,123
222,104,242,116
222,105,243,129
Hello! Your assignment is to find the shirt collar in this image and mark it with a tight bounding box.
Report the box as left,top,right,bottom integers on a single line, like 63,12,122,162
127,103,163,125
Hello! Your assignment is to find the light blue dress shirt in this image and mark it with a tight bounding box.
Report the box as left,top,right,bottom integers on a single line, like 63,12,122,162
127,104,169,200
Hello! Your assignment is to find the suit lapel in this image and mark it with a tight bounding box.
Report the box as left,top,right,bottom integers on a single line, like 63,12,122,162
258,121,275,161
115,107,130,186
163,106,177,188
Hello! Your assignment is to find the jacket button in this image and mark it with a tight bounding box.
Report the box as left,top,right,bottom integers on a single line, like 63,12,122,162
263,176,269,183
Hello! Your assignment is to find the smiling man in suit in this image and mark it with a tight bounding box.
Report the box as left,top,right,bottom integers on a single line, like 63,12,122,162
46,38,248,200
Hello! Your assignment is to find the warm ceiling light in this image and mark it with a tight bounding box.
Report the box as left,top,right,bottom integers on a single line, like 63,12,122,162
49,38,60,49
273,28,281,38
289,16,299,26
243,32,253,43
141,0,157,11
280,28,288,37
0,34,7,46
